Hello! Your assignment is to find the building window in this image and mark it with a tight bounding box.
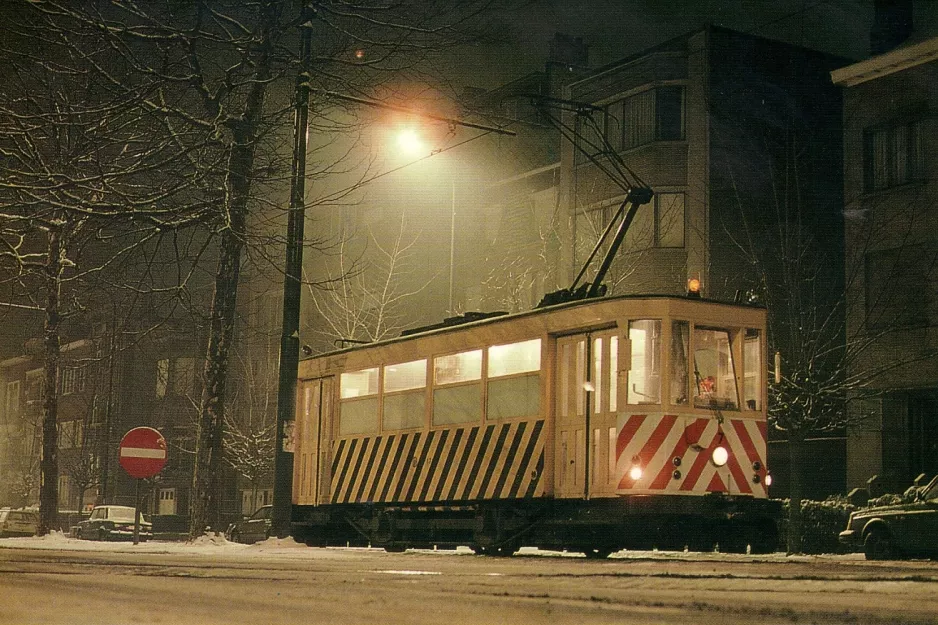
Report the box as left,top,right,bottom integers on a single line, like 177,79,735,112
609,86,685,150
155,357,196,398
579,192,685,255
57,420,83,449
865,245,932,329
158,488,177,515
864,120,925,191
61,366,86,396
5,380,20,420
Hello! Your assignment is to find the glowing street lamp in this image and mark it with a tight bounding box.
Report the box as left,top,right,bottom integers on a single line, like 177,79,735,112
396,128,425,157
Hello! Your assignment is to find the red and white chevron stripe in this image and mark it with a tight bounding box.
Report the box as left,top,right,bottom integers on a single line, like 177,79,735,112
615,413,768,497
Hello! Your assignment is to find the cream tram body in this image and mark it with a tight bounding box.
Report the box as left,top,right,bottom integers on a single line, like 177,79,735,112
292,294,778,555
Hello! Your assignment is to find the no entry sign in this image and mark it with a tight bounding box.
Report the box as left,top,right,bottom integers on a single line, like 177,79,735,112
118,427,167,479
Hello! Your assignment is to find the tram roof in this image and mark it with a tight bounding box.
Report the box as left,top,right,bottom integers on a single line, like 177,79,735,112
303,292,765,362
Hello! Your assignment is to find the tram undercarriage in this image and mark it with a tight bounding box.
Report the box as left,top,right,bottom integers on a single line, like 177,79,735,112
291,496,780,557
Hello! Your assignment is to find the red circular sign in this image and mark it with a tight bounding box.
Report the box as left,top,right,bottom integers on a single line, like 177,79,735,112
118,427,168,479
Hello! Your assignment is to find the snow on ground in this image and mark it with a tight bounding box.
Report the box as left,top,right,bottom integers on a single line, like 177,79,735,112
0,532,866,563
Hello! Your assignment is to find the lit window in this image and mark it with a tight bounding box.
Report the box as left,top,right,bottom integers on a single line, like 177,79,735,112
487,340,541,420
487,339,540,377
670,321,689,405
340,368,379,399
339,368,379,435
434,350,482,385
627,320,661,404
693,327,738,410
383,360,426,430
383,360,426,393
433,350,482,426
744,329,762,410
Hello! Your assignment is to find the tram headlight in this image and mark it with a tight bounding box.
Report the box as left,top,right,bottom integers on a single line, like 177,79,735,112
711,445,729,467
764,472,773,487
629,465,643,481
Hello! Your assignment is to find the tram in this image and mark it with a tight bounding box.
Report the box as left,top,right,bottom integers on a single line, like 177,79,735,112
290,287,779,556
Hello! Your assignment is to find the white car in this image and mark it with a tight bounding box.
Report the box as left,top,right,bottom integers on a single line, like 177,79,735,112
76,505,152,541
0,508,39,537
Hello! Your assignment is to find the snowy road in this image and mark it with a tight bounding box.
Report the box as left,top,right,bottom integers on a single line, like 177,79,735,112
1,535,938,624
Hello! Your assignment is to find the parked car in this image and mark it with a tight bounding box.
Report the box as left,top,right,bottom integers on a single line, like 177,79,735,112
0,508,39,537
76,505,152,541
839,474,938,560
226,505,272,544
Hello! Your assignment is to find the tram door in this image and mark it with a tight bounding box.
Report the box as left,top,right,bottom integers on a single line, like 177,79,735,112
293,377,334,506
555,330,620,499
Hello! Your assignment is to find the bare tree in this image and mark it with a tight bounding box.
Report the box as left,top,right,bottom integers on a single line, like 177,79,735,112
308,210,434,348
2,0,523,538
223,346,277,514
718,127,938,553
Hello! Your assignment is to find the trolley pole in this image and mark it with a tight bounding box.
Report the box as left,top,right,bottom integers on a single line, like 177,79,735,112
271,4,314,539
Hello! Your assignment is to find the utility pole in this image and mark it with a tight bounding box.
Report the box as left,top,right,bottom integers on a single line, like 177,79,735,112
271,3,314,538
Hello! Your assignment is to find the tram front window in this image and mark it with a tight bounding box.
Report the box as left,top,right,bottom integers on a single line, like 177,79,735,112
693,327,738,410
628,320,661,405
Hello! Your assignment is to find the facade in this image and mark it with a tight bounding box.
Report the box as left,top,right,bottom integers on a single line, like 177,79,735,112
0,325,232,525
482,26,847,498
832,32,938,492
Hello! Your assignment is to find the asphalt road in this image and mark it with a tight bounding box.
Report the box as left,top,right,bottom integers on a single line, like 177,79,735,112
1,544,937,625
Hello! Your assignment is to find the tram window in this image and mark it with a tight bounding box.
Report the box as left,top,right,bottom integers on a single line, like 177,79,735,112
433,350,482,425
693,327,738,410
383,393,425,430
339,367,379,435
487,340,541,420
744,329,762,411
434,350,482,385
670,321,689,405
340,368,378,398
609,336,618,412
488,339,540,377
384,359,426,392
339,397,379,435
433,384,481,425
488,376,540,420
627,320,661,405
383,359,427,430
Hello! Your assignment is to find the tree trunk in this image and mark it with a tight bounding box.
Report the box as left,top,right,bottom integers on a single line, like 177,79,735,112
38,225,63,536
189,22,274,536
786,429,806,554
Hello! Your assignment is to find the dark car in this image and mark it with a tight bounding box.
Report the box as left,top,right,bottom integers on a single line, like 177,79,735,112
839,475,938,560
76,505,152,541
226,505,272,544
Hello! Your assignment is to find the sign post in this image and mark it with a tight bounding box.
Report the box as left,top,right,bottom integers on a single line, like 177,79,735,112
118,427,167,545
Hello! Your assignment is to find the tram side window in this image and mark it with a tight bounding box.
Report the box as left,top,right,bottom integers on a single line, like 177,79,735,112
487,339,541,420
743,329,762,411
383,359,427,430
670,321,689,405
339,367,379,435
627,320,661,404
693,327,738,410
433,350,482,425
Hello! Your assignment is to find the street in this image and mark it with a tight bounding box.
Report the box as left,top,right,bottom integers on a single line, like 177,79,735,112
1,537,938,624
